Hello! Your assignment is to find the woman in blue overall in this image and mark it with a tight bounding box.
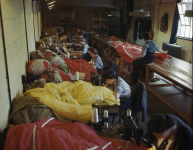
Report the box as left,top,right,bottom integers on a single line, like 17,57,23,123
102,70,131,111
130,32,166,85
88,47,103,74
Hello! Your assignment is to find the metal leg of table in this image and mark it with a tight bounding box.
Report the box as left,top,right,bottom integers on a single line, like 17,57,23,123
188,94,193,126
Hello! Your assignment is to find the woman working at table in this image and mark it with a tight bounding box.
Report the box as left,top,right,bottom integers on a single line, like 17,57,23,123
130,32,167,85
88,47,103,74
102,70,131,111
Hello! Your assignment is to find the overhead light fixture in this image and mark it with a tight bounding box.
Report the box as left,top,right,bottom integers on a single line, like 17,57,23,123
129,9,150,17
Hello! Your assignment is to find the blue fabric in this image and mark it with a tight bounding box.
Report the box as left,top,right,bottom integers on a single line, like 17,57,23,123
114,77,131,98
103,60,118,74
92,54,103,69
130,82,147,122
131,54,155,84
83,31,88,43
145,40,160,54
169,0,182,44
96,68,103,75
119,96,132,112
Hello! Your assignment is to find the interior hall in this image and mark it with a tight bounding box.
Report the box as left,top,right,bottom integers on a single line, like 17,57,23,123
0,0,192,150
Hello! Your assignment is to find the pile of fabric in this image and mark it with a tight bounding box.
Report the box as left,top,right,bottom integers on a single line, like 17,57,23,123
10,96,55,125
22,80,119,123
112,41,171,64
4,118,137,150
64,58,98,81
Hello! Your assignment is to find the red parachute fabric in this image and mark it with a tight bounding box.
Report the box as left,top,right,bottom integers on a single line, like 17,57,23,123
64,58,97,82
51,64,60,69
4,118,140,150
110,36,117,41
58,70,71,81
40,69,71,82
27,59,51,75
112,41,171,63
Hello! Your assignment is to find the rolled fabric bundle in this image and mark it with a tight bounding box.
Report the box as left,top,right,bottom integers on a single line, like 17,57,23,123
45,55,70,74
27,59,51,75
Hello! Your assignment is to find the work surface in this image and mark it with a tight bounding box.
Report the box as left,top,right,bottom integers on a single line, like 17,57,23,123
145,58,192,125
145,58,192,92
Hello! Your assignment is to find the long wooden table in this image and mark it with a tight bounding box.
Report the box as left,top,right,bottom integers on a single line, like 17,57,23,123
145,58,193,126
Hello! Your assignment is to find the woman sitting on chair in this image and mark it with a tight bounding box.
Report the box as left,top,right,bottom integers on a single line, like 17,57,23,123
130,32,167,85
102,70,131,111
88,47,103,74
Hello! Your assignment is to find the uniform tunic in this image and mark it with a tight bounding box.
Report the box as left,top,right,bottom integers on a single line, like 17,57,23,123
90,54,103,74
114,77,132,112
114,77,131,98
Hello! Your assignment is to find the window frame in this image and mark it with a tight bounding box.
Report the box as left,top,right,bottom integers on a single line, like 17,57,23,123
176,1,193,40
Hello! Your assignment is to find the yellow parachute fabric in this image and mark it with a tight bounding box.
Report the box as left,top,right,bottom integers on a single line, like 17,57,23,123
22,80,119,123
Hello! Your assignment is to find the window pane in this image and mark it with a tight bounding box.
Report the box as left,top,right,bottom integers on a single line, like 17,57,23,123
185,26,190,38
181,25,185,37
190,17,193,26
184,17,190,25
178,4,183,14
179,19,181,26
188,0,193,2
183,0,189,2
189,26,192,38
177,25,182,36
182,4,187,14
180,15,185,25
186,2,192,10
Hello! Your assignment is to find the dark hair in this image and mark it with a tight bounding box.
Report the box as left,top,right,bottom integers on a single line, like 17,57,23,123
88,47,98,55
146,114,175,134
79,27,84,31
102,70,118,80
141,32,151,40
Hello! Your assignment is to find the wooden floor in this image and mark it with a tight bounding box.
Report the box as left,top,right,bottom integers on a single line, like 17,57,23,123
96,56,192,139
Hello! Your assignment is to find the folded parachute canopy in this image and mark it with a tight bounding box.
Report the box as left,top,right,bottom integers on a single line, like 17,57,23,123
22,81,119,123
63,58,98,82
112,41,171,64
4,118,138,150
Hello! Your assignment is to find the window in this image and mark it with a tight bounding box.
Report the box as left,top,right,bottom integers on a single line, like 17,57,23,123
177,0,193,39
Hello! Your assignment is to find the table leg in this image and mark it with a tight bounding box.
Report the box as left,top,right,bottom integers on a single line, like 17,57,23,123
145,67,150,89
188,94,193,126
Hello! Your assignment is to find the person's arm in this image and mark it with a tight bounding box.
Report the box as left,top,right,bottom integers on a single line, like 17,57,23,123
114,83,123,99
82,44,88,54
83,32,88,43
133,44,147,60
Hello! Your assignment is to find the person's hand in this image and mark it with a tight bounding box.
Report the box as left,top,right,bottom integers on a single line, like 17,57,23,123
147,146,156,150
127,137,157,150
